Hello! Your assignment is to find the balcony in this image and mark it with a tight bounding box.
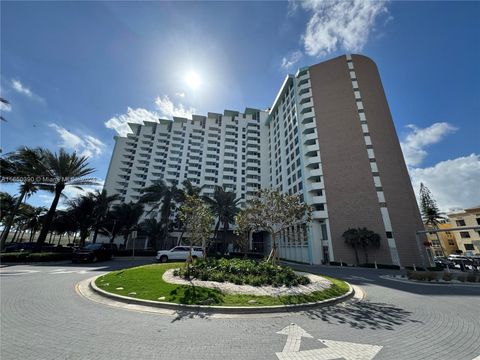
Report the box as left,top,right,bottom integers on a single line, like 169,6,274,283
312,210,328,219
297,81,310,93
310,195,326,204
307,168,323,178
303,131,318,142
303,120,317,131
297,72,310,83
307,182,323,191
305,156,321,167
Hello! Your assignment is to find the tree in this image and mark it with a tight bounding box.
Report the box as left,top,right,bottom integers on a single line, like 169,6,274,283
0,97,9,122
419,183,446,257
90,190,120,243
140,218,164,250
233,208,253,255
67,195,97,247
204,185,241,254
239,189,312,264
139,180,182,248
343,227,381,264
111,202,144,248
0,147,45,251
35,149,96,246
23,206,47,242
343,228,361,265
177,195,214,271
174,180,204,246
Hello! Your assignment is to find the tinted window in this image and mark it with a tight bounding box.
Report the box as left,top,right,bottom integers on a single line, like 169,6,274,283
84,244,102,250
172,247,187,252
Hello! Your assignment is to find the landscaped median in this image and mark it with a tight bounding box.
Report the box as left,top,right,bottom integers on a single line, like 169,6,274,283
92,261,353,313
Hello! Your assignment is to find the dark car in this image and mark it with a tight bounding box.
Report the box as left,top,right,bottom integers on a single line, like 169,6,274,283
72,243,114,263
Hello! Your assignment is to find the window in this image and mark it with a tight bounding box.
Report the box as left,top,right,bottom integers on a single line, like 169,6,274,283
476,218,480,225
456,219,466,226
386,232,393,239
464,244,474,250
460,231,471,238
448,239,455,246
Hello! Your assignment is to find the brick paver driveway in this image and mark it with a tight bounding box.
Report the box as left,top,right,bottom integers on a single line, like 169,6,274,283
1,259,479,360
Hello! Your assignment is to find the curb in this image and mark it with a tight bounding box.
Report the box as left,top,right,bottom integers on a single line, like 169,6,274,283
380,275,480,287
89,275,355,314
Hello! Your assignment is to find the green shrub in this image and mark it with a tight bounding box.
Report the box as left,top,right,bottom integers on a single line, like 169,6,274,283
457,275,467,282
424,272,438,281
466,273,478,283
177,258,310,287
442,272,453,281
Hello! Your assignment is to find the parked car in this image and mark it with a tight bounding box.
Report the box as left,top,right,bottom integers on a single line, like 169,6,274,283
433,257,455,269
156,246,204,263
72,243,114,263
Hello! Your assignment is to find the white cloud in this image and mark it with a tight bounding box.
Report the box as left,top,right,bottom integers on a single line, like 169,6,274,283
298,0,389,57
155,95,196,119
410,154,480,212
11,79,33,97
175,92,186,98
400,122,457,166
0,100,12,112
281,51,303,69
49,123,105,158
105,107,160,137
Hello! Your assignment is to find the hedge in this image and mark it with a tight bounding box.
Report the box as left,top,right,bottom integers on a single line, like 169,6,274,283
358,263,401,270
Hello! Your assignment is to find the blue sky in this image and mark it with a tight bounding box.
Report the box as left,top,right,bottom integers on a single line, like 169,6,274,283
1,1,479,211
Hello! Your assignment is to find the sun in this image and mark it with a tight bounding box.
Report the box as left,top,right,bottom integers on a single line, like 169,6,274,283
185,71,201,90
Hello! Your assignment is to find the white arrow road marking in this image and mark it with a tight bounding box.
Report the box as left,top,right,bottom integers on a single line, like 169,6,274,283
277,323,313,352
276,324,383,360
0,269,40,276
48,269,78,274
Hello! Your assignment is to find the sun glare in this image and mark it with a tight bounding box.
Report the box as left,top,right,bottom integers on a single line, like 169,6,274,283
185,71,201,89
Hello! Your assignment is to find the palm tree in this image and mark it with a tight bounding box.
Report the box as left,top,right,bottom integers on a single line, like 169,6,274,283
140,218,163,250
67,195,97,247
0,97,9,122
90,190,120,243
111,202,144,248
51,210,78,245
419,183,446,257
35,149,96,246
139,180,182,247
204,185,240,254
23,206,47,242
358,227,381,263
0,148,45,251
0,192,17,239
343,228,361,265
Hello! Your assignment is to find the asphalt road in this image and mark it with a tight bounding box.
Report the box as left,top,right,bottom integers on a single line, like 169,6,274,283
1,258,479,360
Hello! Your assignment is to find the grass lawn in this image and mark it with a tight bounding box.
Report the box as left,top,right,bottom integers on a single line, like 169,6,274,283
95,263,350,306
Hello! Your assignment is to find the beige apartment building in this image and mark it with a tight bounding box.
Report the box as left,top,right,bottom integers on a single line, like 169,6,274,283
425,222,459,257
447,206,480,256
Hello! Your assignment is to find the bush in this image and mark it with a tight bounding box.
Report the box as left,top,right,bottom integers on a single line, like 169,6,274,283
442,272,453,281
0,252,72,263
176,258,310,287
466,273,479,283
405,266,426,271
427,266,443,272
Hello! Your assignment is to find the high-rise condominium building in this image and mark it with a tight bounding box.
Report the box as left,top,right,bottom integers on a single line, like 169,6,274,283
104,54,426,267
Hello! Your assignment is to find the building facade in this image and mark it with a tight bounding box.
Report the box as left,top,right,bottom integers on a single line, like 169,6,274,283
447,206,480,256
104,54,426,267
425,222,459,257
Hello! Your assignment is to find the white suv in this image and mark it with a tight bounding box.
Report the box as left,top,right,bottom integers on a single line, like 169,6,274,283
156,246,204,263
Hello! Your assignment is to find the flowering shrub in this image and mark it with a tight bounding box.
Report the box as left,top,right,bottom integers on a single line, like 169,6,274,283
175,258,310,287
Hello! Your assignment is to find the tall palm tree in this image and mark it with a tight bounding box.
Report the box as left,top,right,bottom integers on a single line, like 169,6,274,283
67,195,97,247
0,148,45,251
204,185,240,254
0,192,17,239
51,210,78,245
139,180,182,247
111,202,144,248
35,149,96,246
23,206,47,242
90,190,120,243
